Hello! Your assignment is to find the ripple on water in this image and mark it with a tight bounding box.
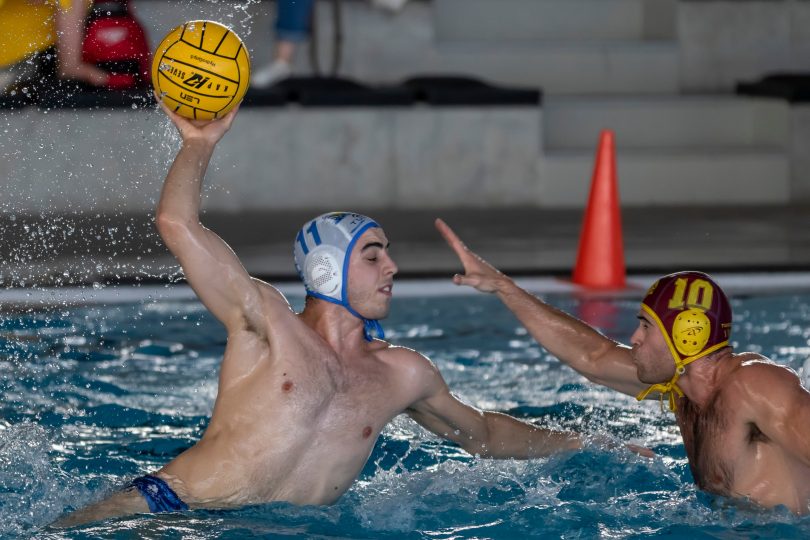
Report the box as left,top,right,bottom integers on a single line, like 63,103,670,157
2,294,810,538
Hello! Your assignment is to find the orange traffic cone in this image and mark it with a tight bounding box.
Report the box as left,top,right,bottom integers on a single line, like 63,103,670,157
572,130,626,289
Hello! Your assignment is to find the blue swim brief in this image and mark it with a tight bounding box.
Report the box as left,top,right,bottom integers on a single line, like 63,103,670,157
128,475,189,513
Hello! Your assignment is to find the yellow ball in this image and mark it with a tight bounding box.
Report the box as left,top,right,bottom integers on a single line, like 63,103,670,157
151,20,251,120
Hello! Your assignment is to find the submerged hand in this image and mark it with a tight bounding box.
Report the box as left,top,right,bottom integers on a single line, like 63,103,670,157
627,444,655,458
435,218,510,294
585,433,656,458
155,91,239,145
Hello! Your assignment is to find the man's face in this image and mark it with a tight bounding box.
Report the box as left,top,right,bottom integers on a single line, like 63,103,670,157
629,311,677,384
346,228,398,320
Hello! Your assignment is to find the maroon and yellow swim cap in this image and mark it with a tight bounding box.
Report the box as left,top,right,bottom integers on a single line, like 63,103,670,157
636,271,733,411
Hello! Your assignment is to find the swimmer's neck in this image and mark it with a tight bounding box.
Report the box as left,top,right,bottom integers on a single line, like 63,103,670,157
300,298,368,353
676,348,736,408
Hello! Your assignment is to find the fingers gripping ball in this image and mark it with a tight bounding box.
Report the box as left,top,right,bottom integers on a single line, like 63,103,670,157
151,20,251,120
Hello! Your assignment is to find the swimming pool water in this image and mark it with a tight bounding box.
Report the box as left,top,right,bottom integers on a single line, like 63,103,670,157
2,290,810,539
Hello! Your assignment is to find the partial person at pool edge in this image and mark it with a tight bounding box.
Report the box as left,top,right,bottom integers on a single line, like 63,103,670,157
0,0,109,94
435,219,810,514
51,102,611,527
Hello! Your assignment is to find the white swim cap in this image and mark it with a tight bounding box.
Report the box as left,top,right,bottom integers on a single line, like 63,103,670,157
293,212,384,341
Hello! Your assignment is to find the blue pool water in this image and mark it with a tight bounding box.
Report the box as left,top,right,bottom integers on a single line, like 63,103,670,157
2,289,810,538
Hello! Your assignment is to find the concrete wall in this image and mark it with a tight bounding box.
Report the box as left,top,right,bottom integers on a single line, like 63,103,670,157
132,0,437,84
643,0,677,40
4,0,809,213
791,106,810,202
130,0,810,93
3,101,807,211
0,107,540,213
679,0,810,92
131,0,678,94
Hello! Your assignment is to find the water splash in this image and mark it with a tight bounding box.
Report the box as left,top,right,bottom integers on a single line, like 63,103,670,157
0,422,92,536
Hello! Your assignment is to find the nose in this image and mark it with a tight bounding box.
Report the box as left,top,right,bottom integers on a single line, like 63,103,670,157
382,252,398,277
630,326,643,348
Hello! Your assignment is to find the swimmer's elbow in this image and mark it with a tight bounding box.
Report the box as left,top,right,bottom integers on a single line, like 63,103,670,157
453,414,495,458
156,212,197,242
460,438,494,458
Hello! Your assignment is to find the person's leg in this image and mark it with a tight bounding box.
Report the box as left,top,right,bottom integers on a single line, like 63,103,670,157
274,40,296,65
252,0,316,87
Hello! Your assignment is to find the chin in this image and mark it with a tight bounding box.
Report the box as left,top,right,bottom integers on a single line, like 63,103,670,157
636,368,655,385
368,308,390,320
352,303,389,321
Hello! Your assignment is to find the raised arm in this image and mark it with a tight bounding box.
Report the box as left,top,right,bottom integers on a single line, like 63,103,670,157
435,218,646,397
402,351,580,458
155,101,277,333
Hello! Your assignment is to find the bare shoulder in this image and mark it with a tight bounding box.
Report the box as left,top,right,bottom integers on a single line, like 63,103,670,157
253,279,294,312
378,343,445,390
223,280,295,340
729,353,802,394
723,354,810,428
380,343,438,372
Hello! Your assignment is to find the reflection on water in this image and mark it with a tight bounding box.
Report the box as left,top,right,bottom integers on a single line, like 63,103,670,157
1,292,810,538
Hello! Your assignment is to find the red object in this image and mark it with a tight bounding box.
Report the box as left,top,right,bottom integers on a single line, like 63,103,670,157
82,0,151,89
572,130,626,289
105,73,137,89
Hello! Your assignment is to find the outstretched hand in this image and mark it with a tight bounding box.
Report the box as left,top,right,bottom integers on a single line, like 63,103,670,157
435,218,509,294
155,91,239,146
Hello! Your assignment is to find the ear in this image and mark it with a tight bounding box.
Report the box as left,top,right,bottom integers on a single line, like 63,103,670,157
305,245,343,297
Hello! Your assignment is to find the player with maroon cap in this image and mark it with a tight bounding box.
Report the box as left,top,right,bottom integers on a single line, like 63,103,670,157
635,271,733,411
437,219,810,514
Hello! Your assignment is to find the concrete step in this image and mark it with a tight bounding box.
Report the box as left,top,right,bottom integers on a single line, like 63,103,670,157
540,149,789,206
428,41,679,94
434,0,651,42
544,96,790,150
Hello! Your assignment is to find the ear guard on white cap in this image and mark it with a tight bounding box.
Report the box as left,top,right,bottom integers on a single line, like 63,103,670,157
305,245,342,297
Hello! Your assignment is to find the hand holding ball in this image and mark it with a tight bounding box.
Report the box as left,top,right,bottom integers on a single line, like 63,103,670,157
151,20,251,120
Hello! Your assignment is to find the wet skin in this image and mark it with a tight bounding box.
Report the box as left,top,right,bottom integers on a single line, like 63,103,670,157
437,217,810,514
632,314,810,512
157,228,425,506
53,107,580,527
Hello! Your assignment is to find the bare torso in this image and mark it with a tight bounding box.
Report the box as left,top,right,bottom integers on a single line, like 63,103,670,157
676,354,810,513
157,286,422,507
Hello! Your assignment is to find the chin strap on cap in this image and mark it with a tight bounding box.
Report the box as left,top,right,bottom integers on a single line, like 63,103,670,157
363,319,385,342
634,271,732,413
344,302,385,342
636,367,686,412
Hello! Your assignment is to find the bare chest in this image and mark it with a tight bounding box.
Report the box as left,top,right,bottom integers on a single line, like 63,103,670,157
676,396,768,496
202,342,406,503
218,336,403,437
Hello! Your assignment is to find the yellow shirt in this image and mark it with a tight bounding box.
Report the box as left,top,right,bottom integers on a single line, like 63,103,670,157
0,0,72,68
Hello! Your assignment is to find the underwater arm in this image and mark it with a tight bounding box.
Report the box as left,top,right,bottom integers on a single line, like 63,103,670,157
155,103,273,332
435,218,646,397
